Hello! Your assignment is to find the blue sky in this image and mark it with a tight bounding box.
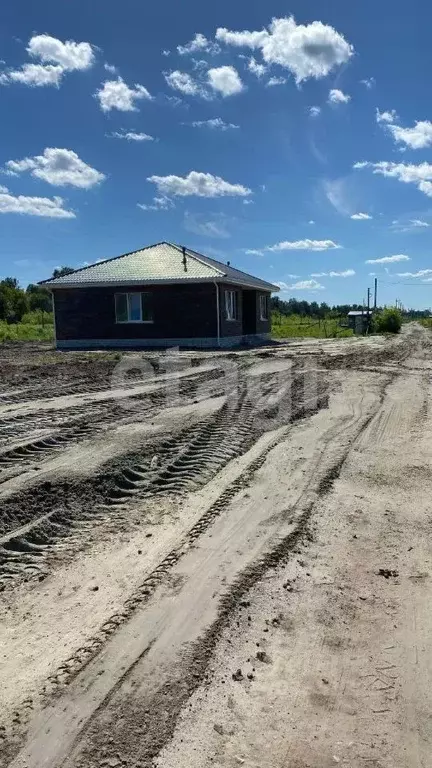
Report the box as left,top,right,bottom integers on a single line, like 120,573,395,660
1,0,432,308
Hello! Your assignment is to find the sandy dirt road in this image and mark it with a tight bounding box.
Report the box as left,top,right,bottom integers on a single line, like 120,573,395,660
1,326,431,768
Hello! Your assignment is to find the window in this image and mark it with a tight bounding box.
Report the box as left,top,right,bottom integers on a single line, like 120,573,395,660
225,290,238,321
115,292,153,323
259,294,269,321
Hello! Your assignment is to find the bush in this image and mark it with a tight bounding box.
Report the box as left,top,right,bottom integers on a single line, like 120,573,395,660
373,307,402,334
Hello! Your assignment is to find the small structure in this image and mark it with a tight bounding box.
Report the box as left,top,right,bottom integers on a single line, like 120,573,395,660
347,310,371,335
41,242,279,350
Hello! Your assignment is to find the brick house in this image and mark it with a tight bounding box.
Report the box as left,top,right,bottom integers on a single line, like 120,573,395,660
41,242,279,349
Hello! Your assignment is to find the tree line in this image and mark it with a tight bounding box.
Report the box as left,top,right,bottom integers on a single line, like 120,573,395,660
270,296,365,318
0,267,73,322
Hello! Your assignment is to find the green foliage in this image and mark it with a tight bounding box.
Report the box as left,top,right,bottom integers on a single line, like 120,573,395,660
272,312,353,339
26,283,52,312
372,307,402,334
271,296,363,319
52,266,75,278
0,320,54,342
0,279,29,322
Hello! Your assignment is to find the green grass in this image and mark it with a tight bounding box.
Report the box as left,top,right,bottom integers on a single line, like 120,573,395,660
271,313,353,339
0,321,54,342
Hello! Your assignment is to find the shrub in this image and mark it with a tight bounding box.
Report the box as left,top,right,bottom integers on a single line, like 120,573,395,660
373,307,402,334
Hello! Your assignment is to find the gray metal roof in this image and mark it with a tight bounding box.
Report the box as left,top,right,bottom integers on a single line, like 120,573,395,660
40,242,279,292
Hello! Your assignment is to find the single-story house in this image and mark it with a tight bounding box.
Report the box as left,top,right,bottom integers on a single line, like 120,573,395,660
41,241,280,350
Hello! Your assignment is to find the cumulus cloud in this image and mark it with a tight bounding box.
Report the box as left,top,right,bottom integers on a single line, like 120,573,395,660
147,170,251,198
365,254,410,264
389,120,432,150
27,34,95,71
104,63,118,74
0,34,95,87
0,185,75,218
328,88,350,104
5,148,105,189
396,269,432,278
376,108,398,124
309,106,321,117
354,160,432,198
95,77,152,112
276,279,325,291
351,212,372,220
360,77,375,89
184,117,239,130
266,239,342,251
207,66,244,96
311,269,355,277
137,196,174,212
183,211,231,238
245,249,264,256
248,57,267,78
266,76,287,87
164,70,208,98
216,16,353,83
108,130,155,141
0,63,64,87
177,33,220,56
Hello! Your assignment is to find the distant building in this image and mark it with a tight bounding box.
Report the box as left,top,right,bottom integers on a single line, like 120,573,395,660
41,241,279,350
347,310,371,335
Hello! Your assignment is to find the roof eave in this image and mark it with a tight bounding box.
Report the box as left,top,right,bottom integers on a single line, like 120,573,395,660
42,276,279,292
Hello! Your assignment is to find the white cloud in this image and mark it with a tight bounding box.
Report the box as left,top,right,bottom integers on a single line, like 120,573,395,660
104,63,118,74
5,148,105,189
396,269,432,278
184,117,239,130
147,170,251,198
243,199,254,205
354,160,432,198
365,254,410,264
266,76,287,87
266,239,342,251
96,78,152,112
0,186,75,218
164,70,208,98
248,57,267,78
389,120,432,150
137,196,174,212
108,130,154,141
391,218,430,232
376,108,398,124
245,249,264,256
27,34,95,71
351,212,372,220
216,16,353,83
177,33,220,56
207,66,244,96
360,77,375,89
410,219,429,227
323,178,352,215
183,211,230,238
328,88,351,104
308,220,315,224
0,63,64,87
277,279,325,291
162,50,171,57
137,195,175,211
311,269,355,277
0,34,95,88
309,106,321,117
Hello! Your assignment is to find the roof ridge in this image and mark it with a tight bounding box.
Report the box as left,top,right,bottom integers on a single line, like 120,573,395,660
40,241,170,284
169,242,225,277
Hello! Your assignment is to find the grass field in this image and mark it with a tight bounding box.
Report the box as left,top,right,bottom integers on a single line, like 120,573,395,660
0,311,54,342
271,312,353,339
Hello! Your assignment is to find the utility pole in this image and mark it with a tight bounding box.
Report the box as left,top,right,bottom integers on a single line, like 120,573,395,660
367,287,371,334
374,278,378,310
367,287,371,314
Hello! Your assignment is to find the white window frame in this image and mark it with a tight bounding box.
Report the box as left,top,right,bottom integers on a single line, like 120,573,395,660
225,290,238,321
259,294,269,321
115,292,154,324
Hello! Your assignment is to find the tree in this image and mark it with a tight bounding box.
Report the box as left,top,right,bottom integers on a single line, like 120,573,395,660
26,284,52,312
52,266,75,278
0,279,29,322
373,307,402,334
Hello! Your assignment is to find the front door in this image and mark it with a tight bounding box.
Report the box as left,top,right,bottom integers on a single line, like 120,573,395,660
242,290,257,335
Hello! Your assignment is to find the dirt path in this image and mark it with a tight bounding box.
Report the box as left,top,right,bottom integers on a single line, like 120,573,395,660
1,326,431,768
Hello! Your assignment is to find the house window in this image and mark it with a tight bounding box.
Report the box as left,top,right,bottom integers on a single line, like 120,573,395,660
259,294,269,321
225,290,238,321
115,292,154,323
